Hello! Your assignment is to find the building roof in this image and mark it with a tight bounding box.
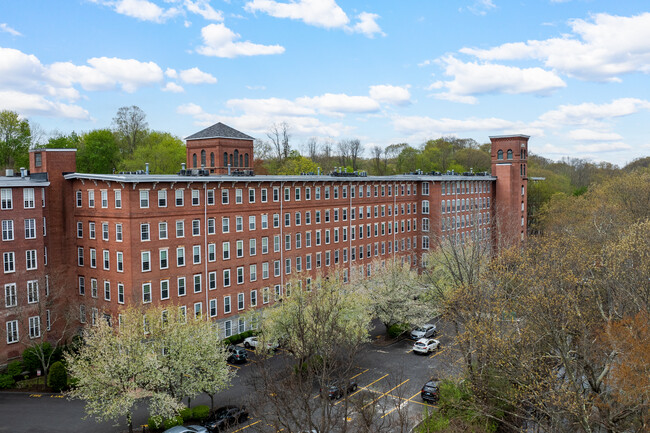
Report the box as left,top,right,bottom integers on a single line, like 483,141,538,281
0,176,50,187
185,122,254,141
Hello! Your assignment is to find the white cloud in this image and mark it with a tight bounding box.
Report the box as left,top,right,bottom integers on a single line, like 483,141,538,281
467,0,496,16
183,0,223,21
227,97,316,116
179,67,217,84
460,12,650,82
0,23,22,36
348,12,384,38
196,23,285,58
296,93,380,115
0,90,89,119
369,85,411,106
113,0,180,22
244,0,349,28
575,142,631,152
392,115,519,135
568,129,623,142
431,55,566,103
538,98,650,127
165,68,178,78
162,82,185,92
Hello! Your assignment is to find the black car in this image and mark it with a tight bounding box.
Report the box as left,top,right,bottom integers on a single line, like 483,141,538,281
203,405,248,432
226,345,247,364
321,380,358,399
421,379,440,403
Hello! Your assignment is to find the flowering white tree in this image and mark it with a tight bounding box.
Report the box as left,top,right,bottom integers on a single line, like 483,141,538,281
65,305,232,433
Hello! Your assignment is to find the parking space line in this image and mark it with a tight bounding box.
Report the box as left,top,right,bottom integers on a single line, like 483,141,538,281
361,379,409,410
232,420,261,432
334,373,389,406
228,363,241,369
429,348,446,359
364,373,390,388
350,368,369,379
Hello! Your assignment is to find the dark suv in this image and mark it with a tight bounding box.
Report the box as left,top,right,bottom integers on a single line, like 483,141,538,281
421,379,440,403
203,405,248,432
226,345,247,364
321,380,358,399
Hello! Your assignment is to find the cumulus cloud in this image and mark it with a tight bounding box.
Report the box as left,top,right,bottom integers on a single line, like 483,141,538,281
537,98,650,127
196,23,285,58
568,129,623,142
392,115,520,136
244,0,383,38
466,0,496,16
575,142,631,152
165,68,178,78
460,12,650,82
94,0,180,22
227,98,316,116
244,0,349,28
183,0,223,21
369,85,411,106
0,90,89,119
430,55,566,103
179,67,217,84
0,23,21,36
296,93,380,115
162,82,185,92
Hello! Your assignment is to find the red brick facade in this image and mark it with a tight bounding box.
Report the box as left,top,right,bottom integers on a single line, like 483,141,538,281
0,127,528,365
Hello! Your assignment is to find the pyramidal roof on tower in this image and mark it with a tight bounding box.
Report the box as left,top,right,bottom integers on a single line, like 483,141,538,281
185,122,254,141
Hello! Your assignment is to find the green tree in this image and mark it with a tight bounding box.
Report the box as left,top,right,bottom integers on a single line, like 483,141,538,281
44,132,81,149
118,131,185,174
276,151,319,175
65,305,232,433
0,110,31,170
77,129,120,173
113,105,148,156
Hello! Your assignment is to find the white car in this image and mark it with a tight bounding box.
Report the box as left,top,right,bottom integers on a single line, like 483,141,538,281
413,338,440,354
243,336,278,350
410,324,437,340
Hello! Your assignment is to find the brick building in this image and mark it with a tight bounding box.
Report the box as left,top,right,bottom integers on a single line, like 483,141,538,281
1,123,528,365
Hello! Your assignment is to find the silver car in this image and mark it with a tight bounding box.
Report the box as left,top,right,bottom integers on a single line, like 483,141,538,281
410,324,436,340
163,426,208,433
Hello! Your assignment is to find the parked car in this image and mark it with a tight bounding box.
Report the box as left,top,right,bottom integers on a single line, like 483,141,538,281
163,426,208,433
412,338,440,354
226,345,247,364
243,336,278,350
410,324,437,340
421,379,440,403
321,380,358,399
203,405,248,432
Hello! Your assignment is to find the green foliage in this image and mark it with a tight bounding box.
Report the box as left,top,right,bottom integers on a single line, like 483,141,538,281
163,416,183,429
294,354,324,376
77,129,120,173
7,360,23,378
223,330,254,346
0,374,15,389
147,416,163,431
118,131,185,174
23,342,52,373
387,323,409,338
0,110,31,170
192,405,210,421
275,152,319,175
45,132,81,149
179,407,193,421
47,361,68,392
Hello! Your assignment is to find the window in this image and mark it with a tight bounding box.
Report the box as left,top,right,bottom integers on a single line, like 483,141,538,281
90,249,96,268
176,220,184,238
194,274,202,293
6,320,18,344
261,188,268,202
104,281,111,300
274,260,281,277
209,271,216,290
75,190,82,208
159,249,168,269
2,220,14,241
224,320,232,337
158,222,167,240
193,245,201,264
262,262,269,279
89,222,95,239
249,215,256,231
222,217,230,233
143,283,152,303
305,187,311,200
223,269,231,287
141,223,150,241
249,188,255,203
295,187,301,201
249,239,257,256
261,214,268,229
117,251,123,272
208,243,216,262
222,189,229,204
24,219,36,239
158,190,167,207
5,283,17,307
29,316,40,339
27,280,39,303
178,277,186,297
250,264,257,281
160,280,169,300
497,149,503,160
141,251,151,272
236,216,243,232
263,287,270,304
192,219,200,236
208,218,216,235
507,149,513,160
224,296,231,314
194,302,202,319
169,190,182,208
102,250,109,270
223,242,230,259
207,189,215,205
235,188,243,204
210,299,218,317
273,214,280,228
24,188,35,208
238,293,245,310
236,240,244,258
139,190,149,208
0,188,13,211
101,222,109,241
237,266,244,284
315,187,321,200
192,190,200,206
251,290,257,307
114,190,122,208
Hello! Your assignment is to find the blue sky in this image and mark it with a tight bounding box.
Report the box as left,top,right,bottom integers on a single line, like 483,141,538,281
1,0,649,166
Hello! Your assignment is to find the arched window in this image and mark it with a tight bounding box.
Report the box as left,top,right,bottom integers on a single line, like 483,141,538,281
192,153,197,168
234,150,239,167
210,152,215,167
201,150,206,167
520,149,525,159
244,153,249,167
507,149,513,160
223,152,228,167
239,154,243,167
497,150,503,160
229,154,233,167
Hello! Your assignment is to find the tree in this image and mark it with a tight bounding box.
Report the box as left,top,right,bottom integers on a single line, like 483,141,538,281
118,131,185,174
45,132,81,149
267,122,291,160
356,259,431,330
0,110,31,170
112,106,148,156
65,305,232,433
76,129,120,173
276,151,319,175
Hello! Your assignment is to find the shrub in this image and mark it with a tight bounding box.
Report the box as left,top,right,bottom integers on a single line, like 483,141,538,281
163,416,183,429
22,342,52,373
147,416,163,431
387,323,409,338
179,407,193,421
7,360,23,378
47,361,68,392
0,374,15,389
192,405,210,421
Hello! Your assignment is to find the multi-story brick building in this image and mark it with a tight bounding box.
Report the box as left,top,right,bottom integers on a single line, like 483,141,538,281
1,123,528,365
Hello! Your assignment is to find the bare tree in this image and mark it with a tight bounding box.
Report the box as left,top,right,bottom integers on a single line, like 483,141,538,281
337,139,350,167
112,105,148,156
305,137,318,160
349,139,363,170
372,146,384,175
267,122,291,160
